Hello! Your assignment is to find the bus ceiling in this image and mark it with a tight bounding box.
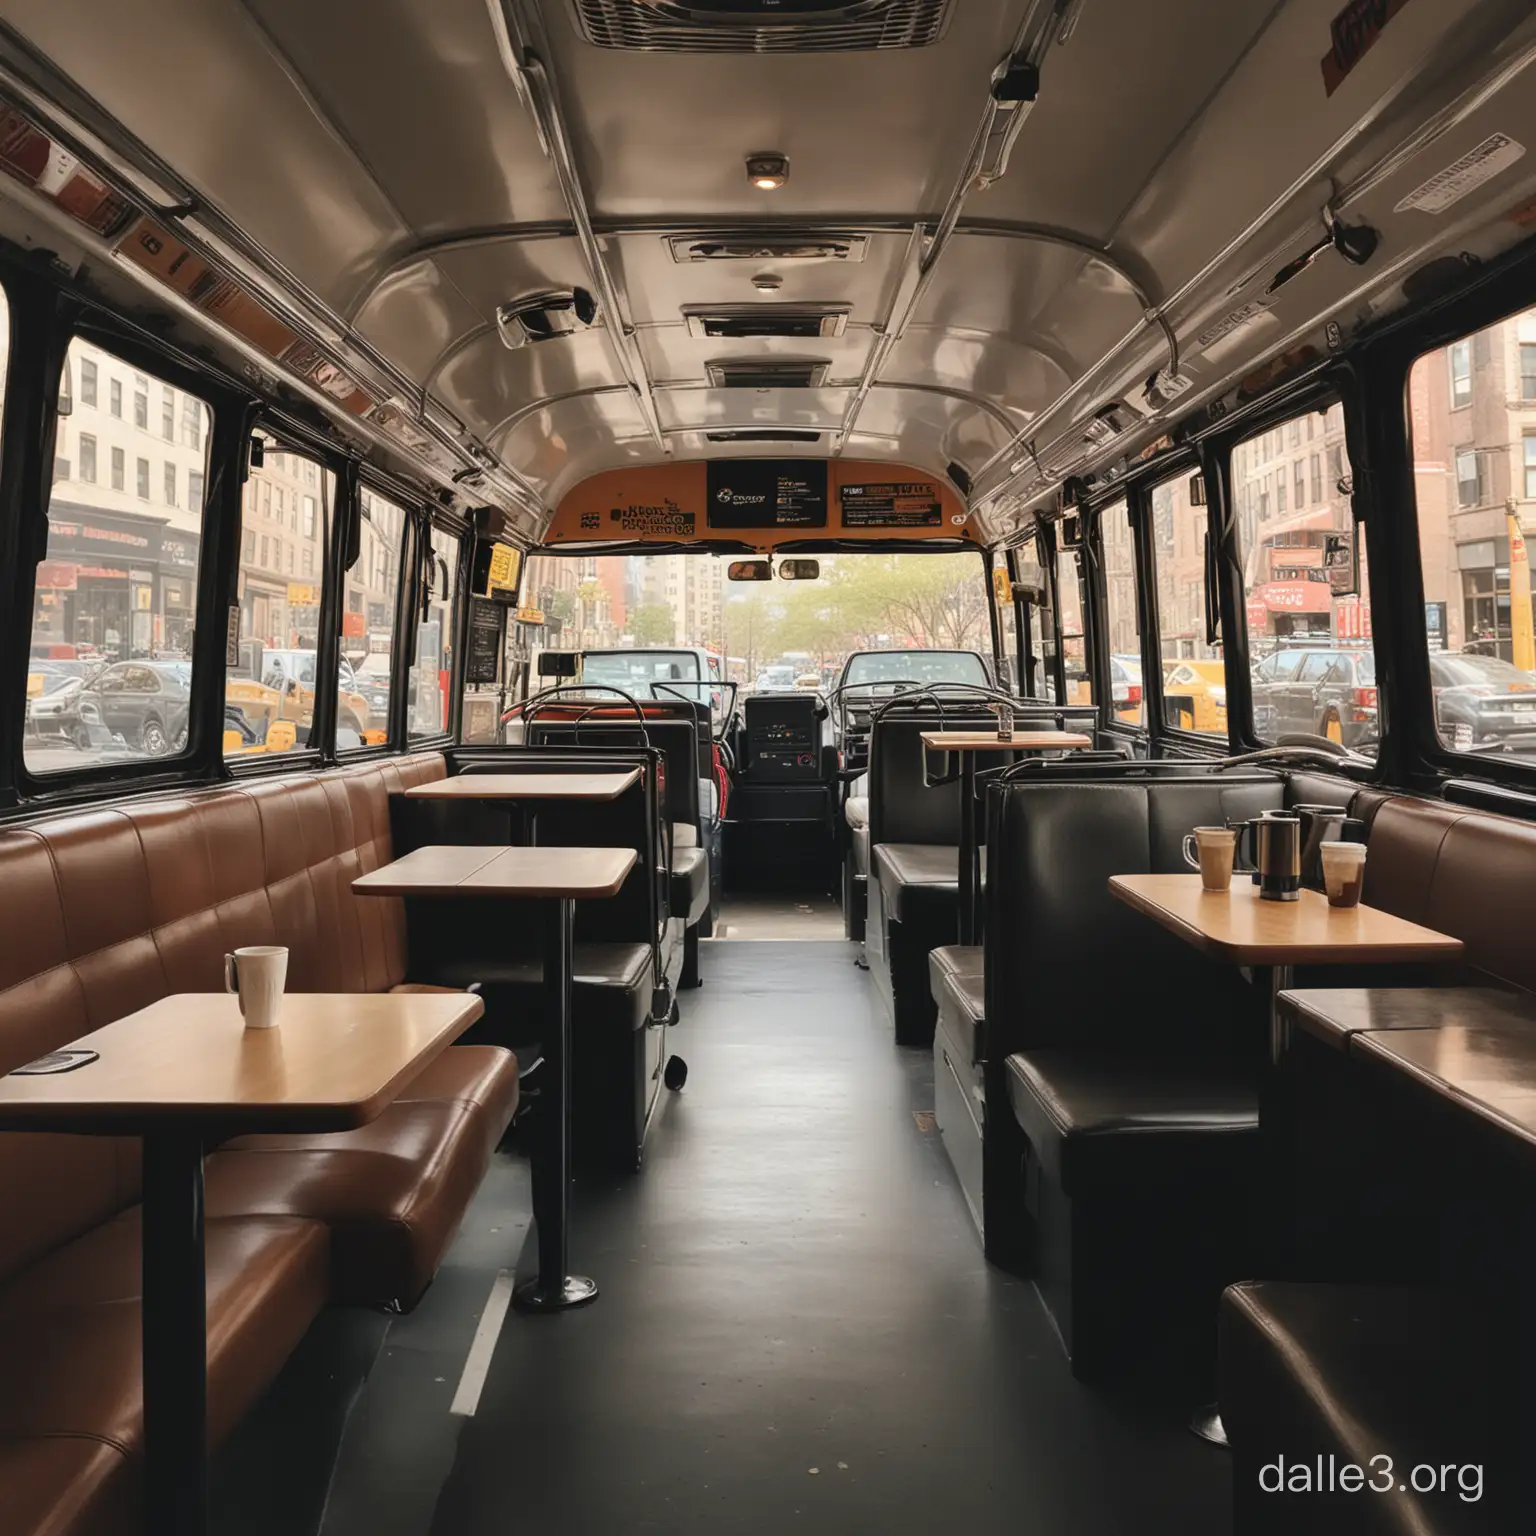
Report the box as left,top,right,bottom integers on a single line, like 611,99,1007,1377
0,2,1532,548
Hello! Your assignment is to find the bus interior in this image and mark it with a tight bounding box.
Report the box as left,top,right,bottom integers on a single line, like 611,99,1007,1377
0,2,1534,1533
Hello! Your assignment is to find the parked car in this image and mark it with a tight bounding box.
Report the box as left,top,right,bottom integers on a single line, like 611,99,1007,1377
72,660,192,756
1110,654,1143,723
25,660,99,740
350,653,393,729
1162,658,1227,733
1429,652,1536,750
1250,646,1377,747
224,649,372,742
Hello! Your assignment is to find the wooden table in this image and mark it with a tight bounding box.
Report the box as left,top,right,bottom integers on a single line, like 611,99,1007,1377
0,990,483,1536
1353,1023,1536,1160
1106,873,1463,1446
355,845,637,1313
1109,875,1463,1061
403,770,640,802
404,770,643,845
921,730,1093,944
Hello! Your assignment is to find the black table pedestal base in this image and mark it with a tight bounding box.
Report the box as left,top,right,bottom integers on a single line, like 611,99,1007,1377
517,895,599,1313
515,1274,599,1311
142,1131,208,1535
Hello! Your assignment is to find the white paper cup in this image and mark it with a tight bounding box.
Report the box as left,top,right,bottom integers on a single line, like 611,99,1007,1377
224,945,288,1029
1320,841,1367,908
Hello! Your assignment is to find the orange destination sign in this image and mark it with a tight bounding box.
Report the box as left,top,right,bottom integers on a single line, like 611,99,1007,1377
545,460,972,550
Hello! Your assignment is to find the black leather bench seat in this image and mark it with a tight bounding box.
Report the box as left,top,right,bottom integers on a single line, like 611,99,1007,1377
874,843,986,922
670,844,708,925
431,942,653,1033
1221,1281,1519,1533
929,945,985,1063
1005,1050,1259,1196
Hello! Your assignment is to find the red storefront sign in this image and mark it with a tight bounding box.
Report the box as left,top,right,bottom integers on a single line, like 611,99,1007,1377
1254,581,1334,612
36,560,78,590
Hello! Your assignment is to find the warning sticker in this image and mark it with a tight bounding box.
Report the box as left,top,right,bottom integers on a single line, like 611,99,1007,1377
1395,133,1527,214
839,482,943,528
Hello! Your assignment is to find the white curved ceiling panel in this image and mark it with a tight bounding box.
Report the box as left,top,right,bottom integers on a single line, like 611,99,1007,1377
434,327,627,440
247,0,568,240
540,0,1031,221
0,0,407,307
350,259,489,381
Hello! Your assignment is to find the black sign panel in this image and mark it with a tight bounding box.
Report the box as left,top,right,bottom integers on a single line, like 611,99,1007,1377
839,481,942,528
706,460,827,530
465,597,506,686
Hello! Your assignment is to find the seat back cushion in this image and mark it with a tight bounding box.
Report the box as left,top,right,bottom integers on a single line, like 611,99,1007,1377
985,776,1283,1056
1364,794,1536,991
868,711,995,847
0,751,445,1285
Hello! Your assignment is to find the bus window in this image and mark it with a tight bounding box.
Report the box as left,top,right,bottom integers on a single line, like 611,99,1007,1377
223,435,334,758
1056,545,1090,704
1233,403,1375,752
27,336,210,773
336,487,407,751
1098,500,1142,725
409,525,459,739
1149,472,1224,737
1410,309,1536,764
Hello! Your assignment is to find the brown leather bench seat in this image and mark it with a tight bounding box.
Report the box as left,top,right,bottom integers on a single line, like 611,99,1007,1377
1220,1280,1520,1533
0,751,521,1535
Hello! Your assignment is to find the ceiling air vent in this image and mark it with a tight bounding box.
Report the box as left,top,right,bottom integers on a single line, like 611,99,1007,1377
706,428,823,443
706,359,831,388
669,233,868,263
574,0,950,51
686,305,849,340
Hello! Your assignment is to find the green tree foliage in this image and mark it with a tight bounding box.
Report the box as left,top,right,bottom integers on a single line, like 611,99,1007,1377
629,603,676,645
743,554,988,662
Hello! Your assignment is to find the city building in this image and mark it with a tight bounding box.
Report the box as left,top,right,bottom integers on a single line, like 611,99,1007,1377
34,338,210,658
1410,308,1536,658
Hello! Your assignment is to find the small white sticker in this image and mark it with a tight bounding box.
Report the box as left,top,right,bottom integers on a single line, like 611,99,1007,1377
1395,133,1526,214
1196,300,1272,351
226,604,240,667
35,144,78,197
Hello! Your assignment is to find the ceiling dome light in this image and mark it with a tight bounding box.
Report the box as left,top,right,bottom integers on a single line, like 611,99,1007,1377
746,153,789,190
752,272,783,293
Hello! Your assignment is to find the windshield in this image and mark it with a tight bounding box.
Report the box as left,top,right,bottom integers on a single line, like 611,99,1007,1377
517,549,992,700
842,650,989,688
581,651,702,686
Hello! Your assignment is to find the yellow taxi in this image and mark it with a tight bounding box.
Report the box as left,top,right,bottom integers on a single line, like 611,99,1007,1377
1162,659,1228,733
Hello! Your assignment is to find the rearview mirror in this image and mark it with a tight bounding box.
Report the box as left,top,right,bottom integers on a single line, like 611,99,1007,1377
777,559,820,581
728,560,772,582
537,650,579,679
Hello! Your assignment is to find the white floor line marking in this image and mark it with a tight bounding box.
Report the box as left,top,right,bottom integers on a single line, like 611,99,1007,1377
450,1269,516,1417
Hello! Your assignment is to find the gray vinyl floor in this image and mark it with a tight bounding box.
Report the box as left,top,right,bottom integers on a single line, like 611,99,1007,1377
214,941,1231,1535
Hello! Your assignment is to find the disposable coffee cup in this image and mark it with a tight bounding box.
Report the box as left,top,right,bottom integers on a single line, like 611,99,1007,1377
1182,826,1237,892
1320,842,1367,909
224,945,289,1029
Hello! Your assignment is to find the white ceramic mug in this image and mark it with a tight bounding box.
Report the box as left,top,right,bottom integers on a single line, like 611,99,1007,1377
224,945,288,1029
